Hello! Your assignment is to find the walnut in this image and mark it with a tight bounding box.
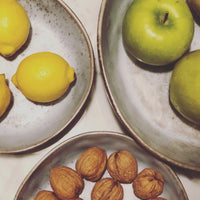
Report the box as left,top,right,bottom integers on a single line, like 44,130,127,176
50,166,84,200
148,198,167,200
91,178,123,200
107,150,138,183
132,168,164,199
34,190,58,200
75,147,107,182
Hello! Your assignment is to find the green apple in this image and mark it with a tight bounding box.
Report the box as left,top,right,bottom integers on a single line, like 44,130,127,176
122,0,194,66
170,50,200,125
188,0,200,17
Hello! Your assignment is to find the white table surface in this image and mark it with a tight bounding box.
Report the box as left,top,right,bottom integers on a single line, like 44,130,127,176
0,0,200,199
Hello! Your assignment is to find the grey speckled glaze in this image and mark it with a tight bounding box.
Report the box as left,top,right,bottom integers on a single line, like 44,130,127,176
14,131,188,200
97,0,200,171
0,0,94,153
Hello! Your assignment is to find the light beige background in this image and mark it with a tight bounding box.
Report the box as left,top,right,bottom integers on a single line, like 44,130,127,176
0,0,199,199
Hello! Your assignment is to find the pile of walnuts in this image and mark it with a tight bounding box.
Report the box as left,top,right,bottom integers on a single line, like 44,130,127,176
34,147,166,200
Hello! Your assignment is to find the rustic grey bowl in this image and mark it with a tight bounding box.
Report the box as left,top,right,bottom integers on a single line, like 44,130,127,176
0,0,94,153
14,131,188,200
97,0,200,171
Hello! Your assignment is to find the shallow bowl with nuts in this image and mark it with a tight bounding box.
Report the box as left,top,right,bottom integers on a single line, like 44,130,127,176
14,131,188,200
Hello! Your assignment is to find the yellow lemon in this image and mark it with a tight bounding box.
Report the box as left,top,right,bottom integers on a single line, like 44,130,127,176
0,74,11,117
170,50,200,125
0,0,30,57
12,52,75,103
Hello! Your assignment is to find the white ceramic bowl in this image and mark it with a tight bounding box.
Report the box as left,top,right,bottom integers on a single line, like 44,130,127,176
0,0,94,153
97,0,200,171
14,131,188,200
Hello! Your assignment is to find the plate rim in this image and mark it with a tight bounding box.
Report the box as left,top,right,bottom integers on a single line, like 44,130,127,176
14,131,189,200
0,0,95,154
97,0,200,172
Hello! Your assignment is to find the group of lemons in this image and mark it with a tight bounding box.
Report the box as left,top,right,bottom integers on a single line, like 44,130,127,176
0,0,75,118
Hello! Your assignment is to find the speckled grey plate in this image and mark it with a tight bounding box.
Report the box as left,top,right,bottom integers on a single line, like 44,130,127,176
97,0,200,171
0,0,94,153
14,131,188,200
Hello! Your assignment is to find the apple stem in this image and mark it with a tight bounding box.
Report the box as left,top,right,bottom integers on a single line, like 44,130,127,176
161,11,169,24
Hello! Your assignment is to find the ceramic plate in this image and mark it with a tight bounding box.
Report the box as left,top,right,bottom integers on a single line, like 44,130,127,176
14,131,188,200
0,0,94,153
97,0,200,171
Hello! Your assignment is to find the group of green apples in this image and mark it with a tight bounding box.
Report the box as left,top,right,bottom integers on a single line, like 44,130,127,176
122,0,200,125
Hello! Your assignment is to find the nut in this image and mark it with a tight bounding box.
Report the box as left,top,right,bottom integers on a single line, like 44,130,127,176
107,150,138,183
148,198,167,200
34,190,59,200
50,166,84,200
132,168,164,199
75,147,107,182
91,178,123,200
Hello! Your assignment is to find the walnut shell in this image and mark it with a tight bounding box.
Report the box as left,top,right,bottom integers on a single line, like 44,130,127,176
91,178,123,200
132,168,164,199
75,147,107,182
34,190,58,200
107,150,138,183
50,166,84,200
